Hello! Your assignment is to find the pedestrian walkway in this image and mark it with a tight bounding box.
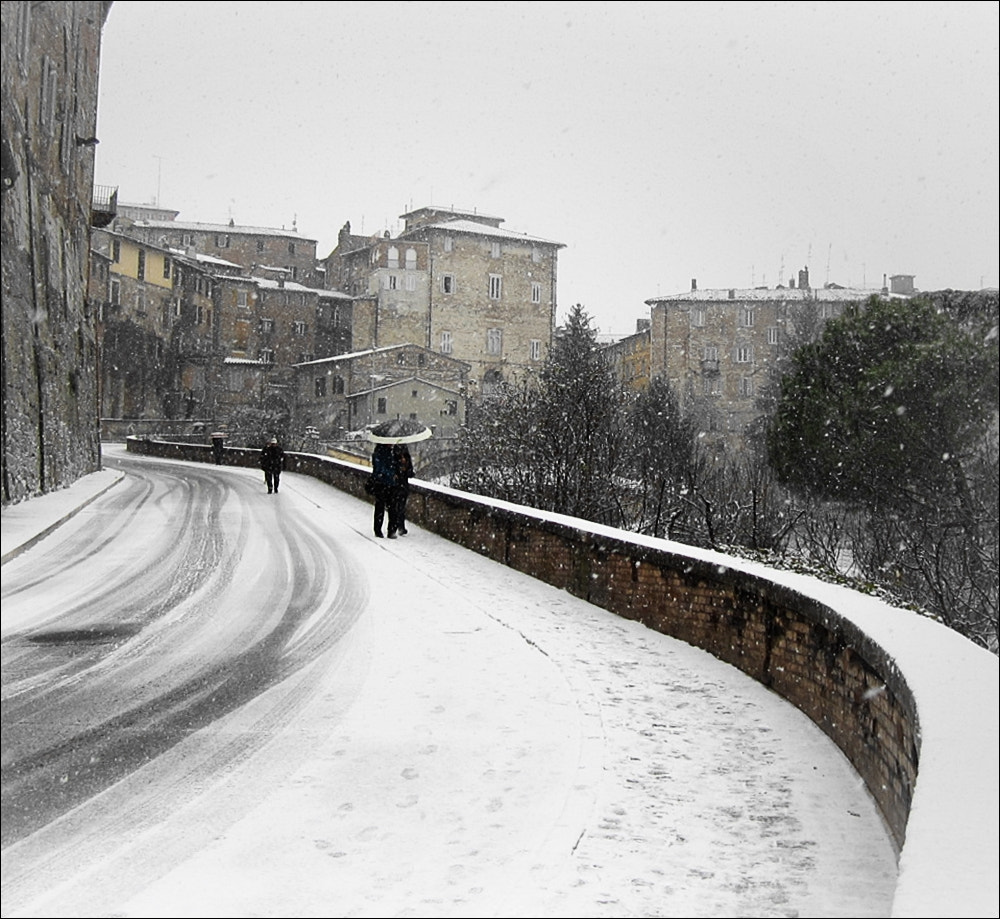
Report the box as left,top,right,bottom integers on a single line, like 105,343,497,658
2,453,898,917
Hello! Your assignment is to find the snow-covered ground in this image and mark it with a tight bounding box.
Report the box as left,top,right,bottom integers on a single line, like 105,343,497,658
1,446,996,918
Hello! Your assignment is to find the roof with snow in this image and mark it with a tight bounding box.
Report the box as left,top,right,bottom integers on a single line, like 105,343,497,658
166,248,243,270
345,376,466,399
293,343,469,370
133,219,316,242
646,286,903,305
403,219,564,248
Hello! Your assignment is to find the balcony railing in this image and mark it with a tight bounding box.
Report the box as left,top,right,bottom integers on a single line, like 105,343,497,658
91,184,118,228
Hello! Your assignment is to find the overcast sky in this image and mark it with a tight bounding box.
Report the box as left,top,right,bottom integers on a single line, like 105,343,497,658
94,1,999,333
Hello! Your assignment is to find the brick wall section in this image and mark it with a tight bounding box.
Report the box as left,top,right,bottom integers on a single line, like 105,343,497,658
129,436,920,848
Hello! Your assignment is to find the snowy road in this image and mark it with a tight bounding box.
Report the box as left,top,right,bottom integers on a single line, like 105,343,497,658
0,446,897,917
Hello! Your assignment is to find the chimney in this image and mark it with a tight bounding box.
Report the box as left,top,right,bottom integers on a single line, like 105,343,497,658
798,266,810,290
691,278,697,291
728,288,735,300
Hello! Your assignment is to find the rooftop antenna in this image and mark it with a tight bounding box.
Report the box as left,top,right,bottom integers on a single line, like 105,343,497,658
153,154,164,206
825,243,832,285
778,254,785,286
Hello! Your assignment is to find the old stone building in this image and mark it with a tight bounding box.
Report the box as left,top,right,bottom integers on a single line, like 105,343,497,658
120,216,321,286
2,0,114,503
294,344,470,440
324,206,564,395
645,268,906,453
602,319,652,393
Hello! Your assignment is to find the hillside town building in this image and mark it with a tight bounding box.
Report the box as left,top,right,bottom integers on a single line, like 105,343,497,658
293,344,470,440
323,206,564,396
644,268,909,453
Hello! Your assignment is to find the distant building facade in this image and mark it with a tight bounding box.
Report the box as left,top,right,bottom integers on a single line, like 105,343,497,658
323,207,564,395
602,319,652,393
2,0,114,503
117,216,321,287
294,343,470,439
646,269,906,453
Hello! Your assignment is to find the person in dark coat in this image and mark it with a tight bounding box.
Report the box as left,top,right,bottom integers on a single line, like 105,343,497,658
370,442,401,537
260,436,285,493
393,444,414,536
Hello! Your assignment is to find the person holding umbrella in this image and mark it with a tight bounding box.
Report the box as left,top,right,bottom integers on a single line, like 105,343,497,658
393,443,414,536
366,419,430,538
369,441,399,537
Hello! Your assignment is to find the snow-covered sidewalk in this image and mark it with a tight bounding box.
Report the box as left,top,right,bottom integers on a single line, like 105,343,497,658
2,455,901,917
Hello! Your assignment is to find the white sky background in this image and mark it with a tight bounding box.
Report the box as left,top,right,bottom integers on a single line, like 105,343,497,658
93,1,1000,334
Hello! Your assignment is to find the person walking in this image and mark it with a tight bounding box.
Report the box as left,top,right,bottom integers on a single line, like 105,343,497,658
393,444,413,536
260,436,285,493
370,442,400,537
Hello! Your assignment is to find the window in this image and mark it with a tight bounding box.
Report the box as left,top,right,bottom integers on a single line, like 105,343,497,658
217,235,230,248
182,233,193,246
411,389,418,398
442,274,455,294
397,351,407,365
195,304,204,325
767,326,780,345
405,248,417,270
441,331,453,354
736,345,753,363
703,376,721,395
298,353,313,363
260,318,274,334
288,241,296,255
163,256,172,279
490,241,501,258
739,377,754,397
530,339,542,361
237,290,248,308
741,309,755,327
259,349,275,364
315,377,327,398
136,249,145,281
333,376,344,395
531,282,542,304
691,307,706,327
293,321,307,336
135,291,145,315
377,397,387,414
385,274,398,290
488,274,502,300
703,345,719,362
532,246,541,263
445,400,458,416
109,278,120,305
257,239,265,252
405,273,416,291
387,246,399,269
112,239,121,263
443,236,453,253
487,328,502,355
